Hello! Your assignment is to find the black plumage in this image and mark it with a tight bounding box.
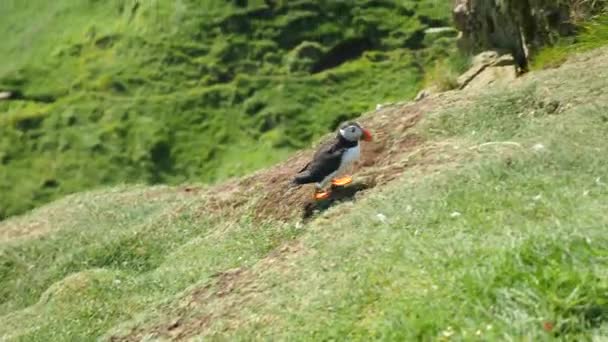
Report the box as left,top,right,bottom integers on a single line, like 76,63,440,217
292,134,357,185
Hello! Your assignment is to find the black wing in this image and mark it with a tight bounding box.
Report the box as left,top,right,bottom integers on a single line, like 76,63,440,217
297,162,310,174
293,140,344,185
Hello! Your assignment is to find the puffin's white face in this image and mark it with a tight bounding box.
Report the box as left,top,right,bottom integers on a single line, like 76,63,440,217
339,122,373,142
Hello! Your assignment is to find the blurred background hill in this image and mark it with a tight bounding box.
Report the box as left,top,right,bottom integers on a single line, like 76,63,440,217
0,0,458,219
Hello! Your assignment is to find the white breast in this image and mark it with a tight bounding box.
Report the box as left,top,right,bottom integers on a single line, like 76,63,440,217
317,144,361,188
339,144,360,171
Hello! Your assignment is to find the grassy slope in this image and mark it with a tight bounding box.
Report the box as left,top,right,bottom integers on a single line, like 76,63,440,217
0,0,455,220
531,14,608,69
1,47,608,340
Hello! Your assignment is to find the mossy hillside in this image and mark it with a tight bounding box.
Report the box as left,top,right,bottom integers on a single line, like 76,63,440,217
0,0,454,219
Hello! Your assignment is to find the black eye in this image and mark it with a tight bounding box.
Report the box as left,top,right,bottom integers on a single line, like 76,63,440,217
350,127,356,133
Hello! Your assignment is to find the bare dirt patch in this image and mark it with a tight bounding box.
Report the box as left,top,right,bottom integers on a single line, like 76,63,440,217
197,92,468,224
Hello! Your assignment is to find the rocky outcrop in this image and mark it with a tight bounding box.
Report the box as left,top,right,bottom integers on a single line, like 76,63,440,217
452,0,600,72
457,51,518,90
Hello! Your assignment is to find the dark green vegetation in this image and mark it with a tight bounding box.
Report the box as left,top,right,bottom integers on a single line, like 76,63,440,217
1,46,608,340
0,0,456,219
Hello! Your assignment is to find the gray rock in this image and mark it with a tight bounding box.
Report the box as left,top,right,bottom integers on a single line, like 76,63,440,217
458,51,516,89
0,91,13,100
472,51,499,66
462,64,517,90
457,63,488,89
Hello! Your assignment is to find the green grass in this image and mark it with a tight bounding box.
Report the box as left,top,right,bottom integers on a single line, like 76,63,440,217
1,46,608,340
421,51,470,91
531,14,608,69
0,0,455,220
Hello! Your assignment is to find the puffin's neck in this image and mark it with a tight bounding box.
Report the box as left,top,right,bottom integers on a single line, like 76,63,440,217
336,134,358,148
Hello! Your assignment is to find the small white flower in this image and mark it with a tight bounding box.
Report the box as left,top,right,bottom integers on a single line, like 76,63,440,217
532,194,542,201
450,211,462,218
375,213,387,223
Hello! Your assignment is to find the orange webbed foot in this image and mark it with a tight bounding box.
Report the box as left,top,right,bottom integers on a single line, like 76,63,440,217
314,190,331,200
331,176,353,187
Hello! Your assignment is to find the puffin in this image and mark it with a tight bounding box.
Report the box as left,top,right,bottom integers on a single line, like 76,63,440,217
292,121,373,200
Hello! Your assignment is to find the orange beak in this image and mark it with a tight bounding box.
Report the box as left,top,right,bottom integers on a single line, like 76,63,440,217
361,128,372,142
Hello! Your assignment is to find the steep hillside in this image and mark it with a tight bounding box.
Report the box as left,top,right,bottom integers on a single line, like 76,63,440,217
1,46,608,340
0,0,456,219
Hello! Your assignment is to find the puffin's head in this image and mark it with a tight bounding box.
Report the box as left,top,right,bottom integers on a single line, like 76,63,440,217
338,121,372,142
